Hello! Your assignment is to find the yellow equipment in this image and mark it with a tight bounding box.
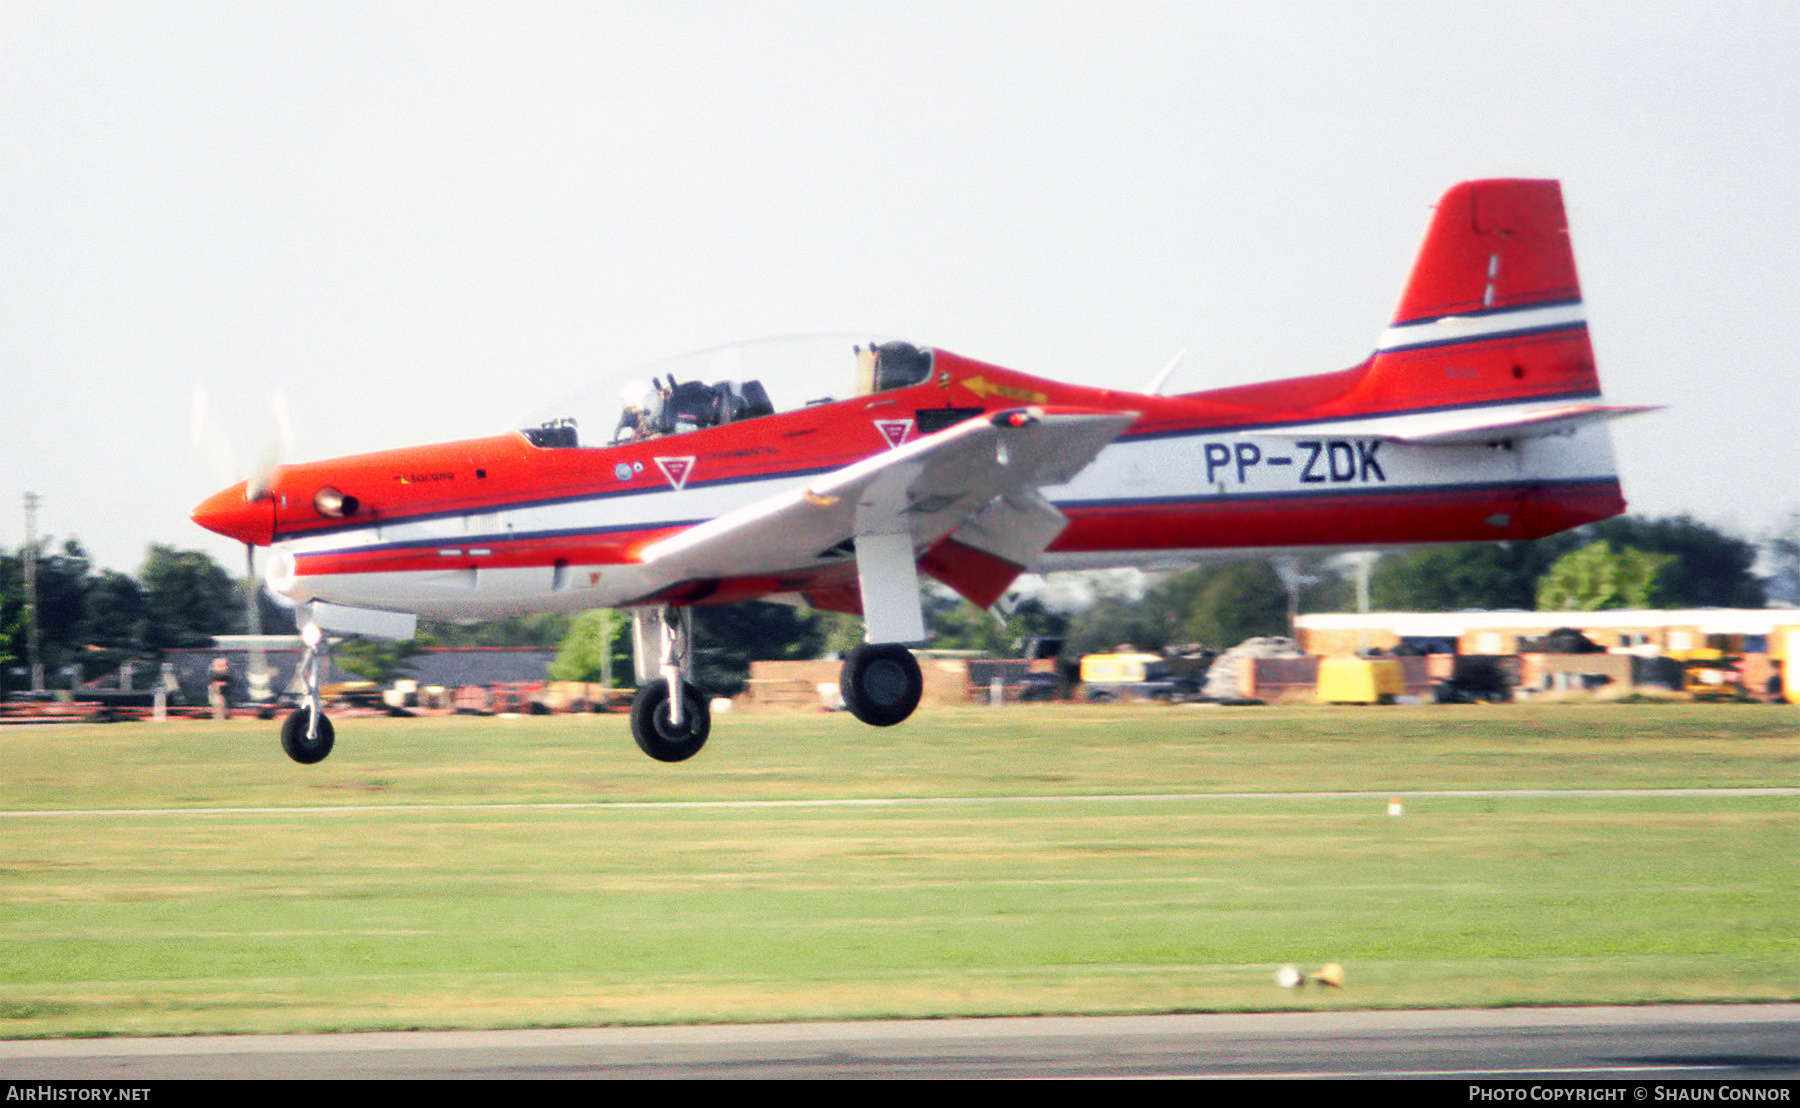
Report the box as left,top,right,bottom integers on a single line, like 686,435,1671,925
1316,656,1404,704
1079,653,1162,684
1077,652,1199,702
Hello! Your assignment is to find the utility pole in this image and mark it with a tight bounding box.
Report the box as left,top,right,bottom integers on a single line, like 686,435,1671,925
1347,550,1379,657
23,492,44,692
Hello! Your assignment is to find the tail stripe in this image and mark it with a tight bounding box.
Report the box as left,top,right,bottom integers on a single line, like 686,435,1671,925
1376,299,1586,354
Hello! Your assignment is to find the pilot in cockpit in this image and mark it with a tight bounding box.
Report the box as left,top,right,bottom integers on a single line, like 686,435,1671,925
612,381,661,444
612,376,778,444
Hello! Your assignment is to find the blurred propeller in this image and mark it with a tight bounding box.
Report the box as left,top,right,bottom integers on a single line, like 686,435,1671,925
245,392,292,502
191,384,291,501
190,383,297,705
190,383,238,489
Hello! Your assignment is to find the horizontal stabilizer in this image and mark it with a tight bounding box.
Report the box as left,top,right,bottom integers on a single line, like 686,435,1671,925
1255,402,1659,447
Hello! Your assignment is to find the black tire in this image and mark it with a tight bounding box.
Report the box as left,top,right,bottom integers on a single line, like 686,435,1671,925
630,679,710,762
280,707,335,765
840,643,923,727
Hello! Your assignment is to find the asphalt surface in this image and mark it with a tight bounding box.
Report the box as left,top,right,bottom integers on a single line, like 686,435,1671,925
4,1005,1798,1080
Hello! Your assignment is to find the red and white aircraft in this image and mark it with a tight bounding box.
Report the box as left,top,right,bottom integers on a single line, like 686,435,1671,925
193,178,1645,764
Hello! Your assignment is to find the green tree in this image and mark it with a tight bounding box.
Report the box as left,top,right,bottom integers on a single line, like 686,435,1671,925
1060,558,1341,656
334,638,423,686
35,540,94,663
920,586,1068,655
1359,514,1762,614
75,569,149,677
0,539,101,678
691,602,830,696
814,609,865,656
1371,541,1568,612
420,613,572,648
1065,581,1175,656
139,545,240,651
1766,510,1800,607
1536,541,1673,611
0,558,21,674
1584,515,1764,608
0,580,17,671
550,609,630,685
1158,561,1293,649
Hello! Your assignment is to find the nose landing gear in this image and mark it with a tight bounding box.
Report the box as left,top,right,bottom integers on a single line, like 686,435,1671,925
281,621,335,764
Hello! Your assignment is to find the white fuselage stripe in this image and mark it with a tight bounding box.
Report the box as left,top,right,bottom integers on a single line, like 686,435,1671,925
1377,301,1585,353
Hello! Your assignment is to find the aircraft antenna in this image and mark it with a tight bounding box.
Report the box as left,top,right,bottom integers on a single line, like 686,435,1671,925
1143,349,1188,396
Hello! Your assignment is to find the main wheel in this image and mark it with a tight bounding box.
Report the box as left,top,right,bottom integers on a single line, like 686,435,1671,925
280,707,335,765
840,643,923,727
629,679,711,762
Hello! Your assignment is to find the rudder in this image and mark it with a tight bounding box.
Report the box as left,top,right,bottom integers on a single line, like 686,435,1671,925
1392,178,1580,323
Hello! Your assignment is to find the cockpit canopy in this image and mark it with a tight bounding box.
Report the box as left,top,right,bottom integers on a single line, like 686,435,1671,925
519,338,934,449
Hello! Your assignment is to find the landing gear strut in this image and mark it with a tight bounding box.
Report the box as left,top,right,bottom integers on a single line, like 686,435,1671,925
628,606,710,762
281,621,335,764
840,643,923,727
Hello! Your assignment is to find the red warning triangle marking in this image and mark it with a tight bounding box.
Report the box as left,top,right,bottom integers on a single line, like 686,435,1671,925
655,456,695,490
874,419,913,449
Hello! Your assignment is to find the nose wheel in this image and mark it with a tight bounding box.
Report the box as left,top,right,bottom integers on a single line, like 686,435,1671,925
281,620,336,765
840,643,923,727
280,705,335,764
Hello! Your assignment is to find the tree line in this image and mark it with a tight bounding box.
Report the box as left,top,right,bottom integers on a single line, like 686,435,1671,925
1058,513,1778,660
1,542,248,690
2,511,1794,696
553,512,1790,692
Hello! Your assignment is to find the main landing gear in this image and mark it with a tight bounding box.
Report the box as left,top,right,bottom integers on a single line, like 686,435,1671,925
839,642,923,728
628,606,710,762
621,609,923,761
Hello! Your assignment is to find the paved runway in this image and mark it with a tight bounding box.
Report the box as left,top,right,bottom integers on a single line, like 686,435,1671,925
5,1005,1797,1080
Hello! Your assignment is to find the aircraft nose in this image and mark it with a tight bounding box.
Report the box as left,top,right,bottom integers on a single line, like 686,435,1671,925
190,483,276,546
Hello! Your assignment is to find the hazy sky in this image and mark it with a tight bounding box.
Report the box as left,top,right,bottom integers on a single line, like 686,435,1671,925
4,1,1797,576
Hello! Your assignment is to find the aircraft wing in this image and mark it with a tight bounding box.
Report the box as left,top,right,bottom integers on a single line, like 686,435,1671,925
1256,402,1660,446
638,407,1135,639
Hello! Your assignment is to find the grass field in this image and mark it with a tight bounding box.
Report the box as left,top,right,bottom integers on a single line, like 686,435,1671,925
1,701,1795,1037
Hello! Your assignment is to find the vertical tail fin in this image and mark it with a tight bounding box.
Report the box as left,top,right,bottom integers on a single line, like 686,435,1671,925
1391,179,1581,323
1356,179,1629,535
1353,179,1602,413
